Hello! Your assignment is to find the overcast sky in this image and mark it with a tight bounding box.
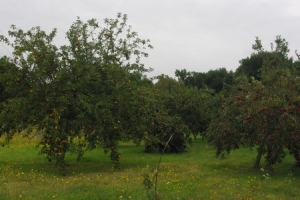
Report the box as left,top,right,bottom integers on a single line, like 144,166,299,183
1,0,299,77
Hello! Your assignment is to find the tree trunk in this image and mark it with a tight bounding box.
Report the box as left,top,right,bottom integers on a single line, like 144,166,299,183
293,151,300,168
254,150,263,169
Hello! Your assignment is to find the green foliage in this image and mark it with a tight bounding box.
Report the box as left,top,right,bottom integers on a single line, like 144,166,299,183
143,75,212,154
142,165,155,199
235,53,264,80
0,13,153,173
174,69,190,83
176,68,234,93
143,110,189,154
156,76,211,135
0,57,22,102
205,36,300,169
235,35,294,80
2,11,299,182
141,79,191,153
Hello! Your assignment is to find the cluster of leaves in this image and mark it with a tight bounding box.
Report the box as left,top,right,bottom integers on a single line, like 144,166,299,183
204,36,300,169
175,68,234,93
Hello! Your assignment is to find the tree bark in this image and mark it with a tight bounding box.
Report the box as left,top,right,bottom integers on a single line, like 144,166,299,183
254,150,263,169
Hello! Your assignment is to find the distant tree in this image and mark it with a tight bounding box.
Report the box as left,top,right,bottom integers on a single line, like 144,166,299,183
186,71,206,89
155,75,211,135
175,69,191,84
204,68,234,93
176,68,234,93
235,53,263,80
235,36,294,80
143,76,192,153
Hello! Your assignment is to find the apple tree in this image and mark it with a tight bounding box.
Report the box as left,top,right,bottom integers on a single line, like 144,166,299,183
0,13,153,173
205,36,300,169
142,75,213,153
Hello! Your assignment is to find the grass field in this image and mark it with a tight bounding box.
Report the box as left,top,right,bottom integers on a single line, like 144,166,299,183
0,135,299,200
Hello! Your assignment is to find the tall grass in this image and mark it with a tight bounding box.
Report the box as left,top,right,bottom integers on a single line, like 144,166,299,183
0,134,299,199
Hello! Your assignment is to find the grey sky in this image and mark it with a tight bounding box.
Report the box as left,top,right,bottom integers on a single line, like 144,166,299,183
1,0,299,78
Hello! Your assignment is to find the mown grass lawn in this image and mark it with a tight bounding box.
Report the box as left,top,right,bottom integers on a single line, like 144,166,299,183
0,135,299,200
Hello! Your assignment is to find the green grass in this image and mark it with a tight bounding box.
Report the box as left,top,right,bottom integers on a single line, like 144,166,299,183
0,135,299,200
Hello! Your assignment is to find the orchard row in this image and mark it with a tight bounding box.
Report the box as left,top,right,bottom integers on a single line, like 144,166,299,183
1,13,299,174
